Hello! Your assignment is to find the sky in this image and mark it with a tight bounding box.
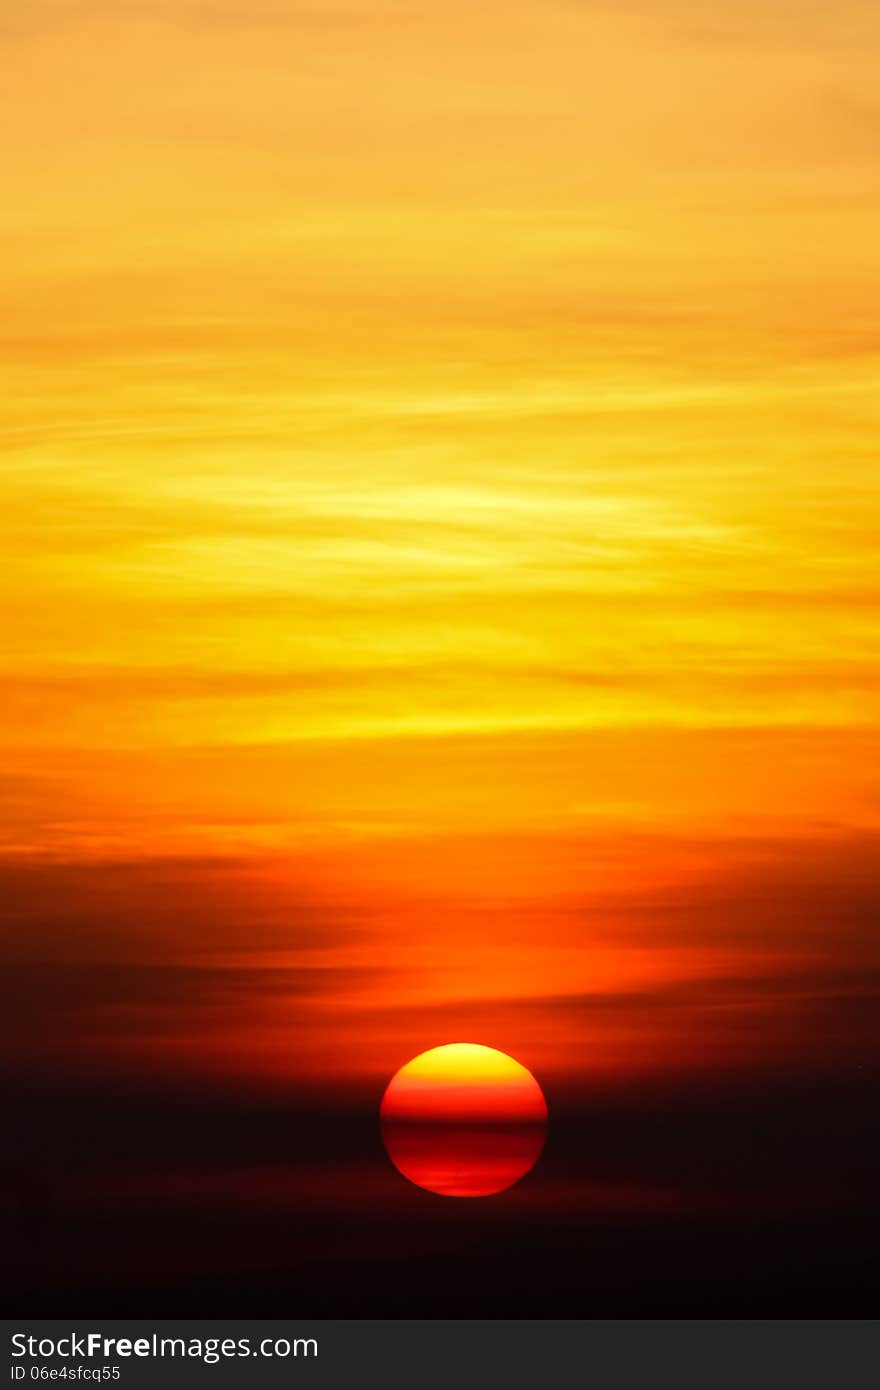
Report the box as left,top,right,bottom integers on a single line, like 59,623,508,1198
2,0,879,1105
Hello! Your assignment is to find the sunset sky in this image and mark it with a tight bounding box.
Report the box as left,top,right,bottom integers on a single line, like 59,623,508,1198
3,0,879,1105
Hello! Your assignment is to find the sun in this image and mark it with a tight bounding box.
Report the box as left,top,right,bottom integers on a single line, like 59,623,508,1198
380,1043,548,1197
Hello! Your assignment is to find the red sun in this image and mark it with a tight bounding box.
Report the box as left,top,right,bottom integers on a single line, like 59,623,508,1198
380,1043,548,1197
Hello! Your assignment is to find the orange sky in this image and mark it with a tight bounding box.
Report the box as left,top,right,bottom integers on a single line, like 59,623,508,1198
2,1,879,1098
